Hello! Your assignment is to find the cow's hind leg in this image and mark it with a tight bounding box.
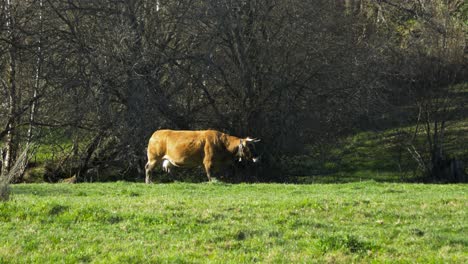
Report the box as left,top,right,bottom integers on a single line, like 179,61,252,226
145,160,157,184
203,160,214,182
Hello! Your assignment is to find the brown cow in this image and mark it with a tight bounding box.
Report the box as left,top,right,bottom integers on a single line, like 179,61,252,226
145,129,260,183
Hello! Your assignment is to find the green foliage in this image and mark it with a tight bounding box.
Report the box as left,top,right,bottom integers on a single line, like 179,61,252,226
0,182,466,263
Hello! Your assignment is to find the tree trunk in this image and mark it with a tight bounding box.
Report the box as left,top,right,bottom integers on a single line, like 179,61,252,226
26,0,43,147
17,0,44,183
1,0,18,179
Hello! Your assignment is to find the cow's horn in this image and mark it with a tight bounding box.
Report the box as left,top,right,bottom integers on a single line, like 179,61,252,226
246,137,260,143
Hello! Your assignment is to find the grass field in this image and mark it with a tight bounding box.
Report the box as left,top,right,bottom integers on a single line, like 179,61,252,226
1,182,467,263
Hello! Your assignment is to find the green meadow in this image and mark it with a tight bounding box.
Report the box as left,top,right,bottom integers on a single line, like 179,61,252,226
1,182,467,263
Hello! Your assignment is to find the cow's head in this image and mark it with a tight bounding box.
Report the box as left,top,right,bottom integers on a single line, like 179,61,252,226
238,137,261,163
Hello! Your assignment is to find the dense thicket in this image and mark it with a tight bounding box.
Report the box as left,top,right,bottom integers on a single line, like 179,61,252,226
1,0,466,183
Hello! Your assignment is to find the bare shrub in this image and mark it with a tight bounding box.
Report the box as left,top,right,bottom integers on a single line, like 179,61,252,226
0,147,30,202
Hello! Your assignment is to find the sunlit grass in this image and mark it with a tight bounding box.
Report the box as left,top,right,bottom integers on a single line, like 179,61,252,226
1,182,466,263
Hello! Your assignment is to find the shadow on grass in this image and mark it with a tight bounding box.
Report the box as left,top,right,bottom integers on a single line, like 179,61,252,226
294,170,412,184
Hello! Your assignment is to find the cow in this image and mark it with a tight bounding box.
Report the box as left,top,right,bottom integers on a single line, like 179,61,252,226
145,129,260,183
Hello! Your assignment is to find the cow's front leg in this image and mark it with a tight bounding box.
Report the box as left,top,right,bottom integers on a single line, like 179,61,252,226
223,167,233,181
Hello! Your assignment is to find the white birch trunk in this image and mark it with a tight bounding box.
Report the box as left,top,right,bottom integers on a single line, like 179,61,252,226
1,0,17,178
26,0,43,146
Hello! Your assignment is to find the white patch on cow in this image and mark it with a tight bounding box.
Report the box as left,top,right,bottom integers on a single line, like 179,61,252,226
162,159,171,173
162,155,180,173
252,157,259,163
